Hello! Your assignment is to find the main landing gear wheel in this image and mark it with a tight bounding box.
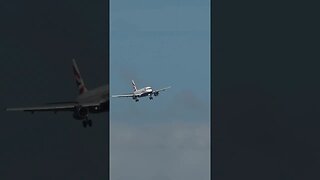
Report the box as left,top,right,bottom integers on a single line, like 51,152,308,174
135,99,139,102
82,120,87,128
82,119,92,128
149,96,153,100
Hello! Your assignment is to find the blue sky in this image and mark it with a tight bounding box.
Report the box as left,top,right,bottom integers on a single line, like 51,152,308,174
110,0,210,180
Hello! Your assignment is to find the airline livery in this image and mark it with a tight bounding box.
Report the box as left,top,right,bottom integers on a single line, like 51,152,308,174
6,59,108,128
112,80,170,102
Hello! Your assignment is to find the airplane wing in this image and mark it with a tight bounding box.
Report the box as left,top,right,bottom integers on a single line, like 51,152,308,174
5,102,101,112
111,93,134,98
153,86,171,93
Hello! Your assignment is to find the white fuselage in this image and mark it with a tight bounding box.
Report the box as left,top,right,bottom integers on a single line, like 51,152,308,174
133,86,153,97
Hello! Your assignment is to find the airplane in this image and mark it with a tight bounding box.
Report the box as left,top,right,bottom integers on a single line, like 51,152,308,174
112,80,171,102
5,59,109,128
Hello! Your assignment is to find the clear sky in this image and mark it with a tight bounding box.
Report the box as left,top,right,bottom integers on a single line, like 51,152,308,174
110,1,210,180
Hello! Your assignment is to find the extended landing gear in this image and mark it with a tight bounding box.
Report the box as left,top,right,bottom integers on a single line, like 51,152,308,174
135,99,139,102
82,119,92,128
149,96,153,100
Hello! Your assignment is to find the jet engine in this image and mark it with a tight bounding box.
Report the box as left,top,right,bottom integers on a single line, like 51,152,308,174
73,105,88,120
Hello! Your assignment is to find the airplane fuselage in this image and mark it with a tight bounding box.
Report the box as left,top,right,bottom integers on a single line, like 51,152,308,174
76,85,109,113
133,86,153,98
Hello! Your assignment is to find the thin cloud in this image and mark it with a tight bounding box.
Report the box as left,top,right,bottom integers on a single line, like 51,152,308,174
110,120,210,180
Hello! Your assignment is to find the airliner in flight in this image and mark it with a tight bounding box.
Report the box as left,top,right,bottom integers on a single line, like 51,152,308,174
112,80,170,102
6,59,108,128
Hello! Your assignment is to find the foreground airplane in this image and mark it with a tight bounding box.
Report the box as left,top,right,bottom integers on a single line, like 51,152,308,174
112,80,170,102
6,59,109,128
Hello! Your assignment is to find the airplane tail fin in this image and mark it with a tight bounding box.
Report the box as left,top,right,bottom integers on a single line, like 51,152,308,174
72,59,88,94
131,80,137,91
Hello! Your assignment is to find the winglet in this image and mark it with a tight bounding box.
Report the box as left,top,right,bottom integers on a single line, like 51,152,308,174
72,59,88,94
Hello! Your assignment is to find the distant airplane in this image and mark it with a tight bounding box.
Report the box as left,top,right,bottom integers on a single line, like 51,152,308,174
5,59,108,128
112,80,171,102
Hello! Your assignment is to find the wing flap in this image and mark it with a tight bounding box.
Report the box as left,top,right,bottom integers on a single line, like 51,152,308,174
5,102,101,112
112,94,134,98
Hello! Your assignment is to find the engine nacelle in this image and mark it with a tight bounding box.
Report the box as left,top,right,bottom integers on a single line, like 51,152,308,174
73,105,88,120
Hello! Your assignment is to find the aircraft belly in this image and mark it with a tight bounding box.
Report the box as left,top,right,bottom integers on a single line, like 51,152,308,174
139,93,151,97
